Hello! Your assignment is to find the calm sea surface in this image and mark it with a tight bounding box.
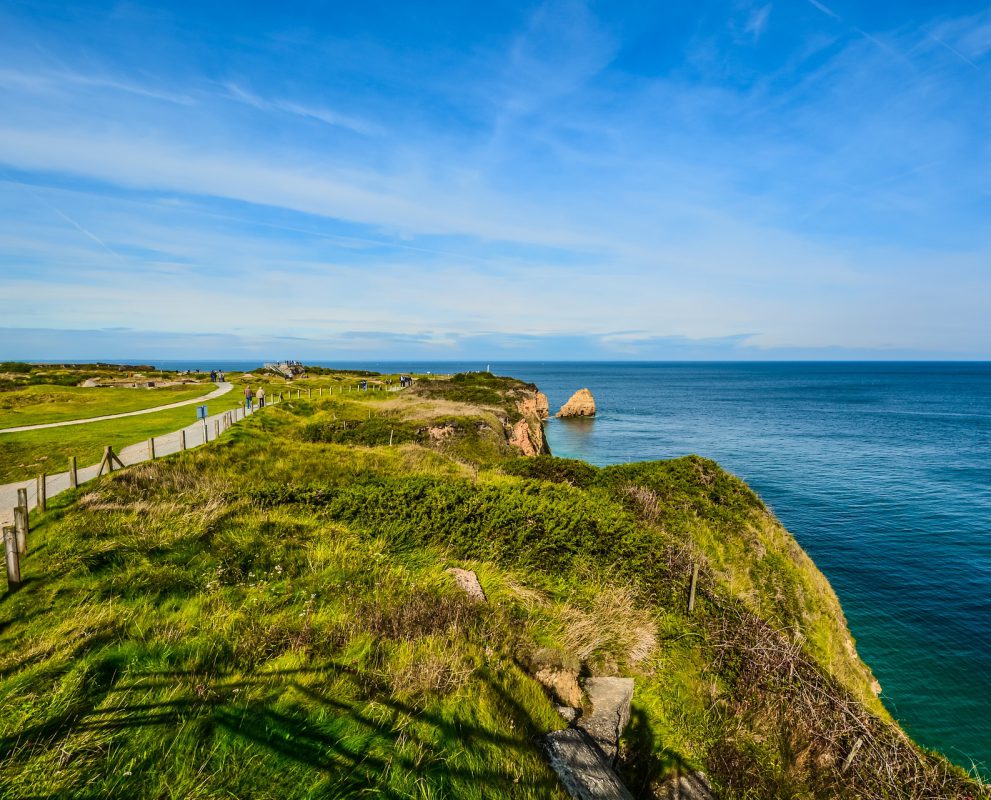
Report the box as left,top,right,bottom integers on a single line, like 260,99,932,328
155,360,991,774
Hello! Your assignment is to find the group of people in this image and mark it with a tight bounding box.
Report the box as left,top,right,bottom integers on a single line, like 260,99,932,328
209,369,226,382
398,375,412,387
244,385,266,411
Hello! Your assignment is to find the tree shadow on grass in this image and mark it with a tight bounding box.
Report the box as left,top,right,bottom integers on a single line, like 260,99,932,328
619,706,701,799
0,660,563,798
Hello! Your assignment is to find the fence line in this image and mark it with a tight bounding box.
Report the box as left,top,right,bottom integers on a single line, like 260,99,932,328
3,381,412,592
1,396,289,590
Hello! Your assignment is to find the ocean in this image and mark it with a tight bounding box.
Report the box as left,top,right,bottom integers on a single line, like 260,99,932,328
145,360,991,774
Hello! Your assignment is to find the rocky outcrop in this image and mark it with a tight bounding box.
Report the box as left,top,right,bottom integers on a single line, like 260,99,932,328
428,425,455,442
557,389,596,418
510,418,540,456
536,392,550,418
511,390,550,455
536,667,583,708
531,648,582,708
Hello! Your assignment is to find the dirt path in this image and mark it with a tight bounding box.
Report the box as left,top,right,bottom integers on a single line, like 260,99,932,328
0,382,235,434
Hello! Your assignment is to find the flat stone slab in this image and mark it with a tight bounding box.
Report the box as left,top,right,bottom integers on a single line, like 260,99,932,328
445,568,487,602
577,677,635,762
543,729,635,800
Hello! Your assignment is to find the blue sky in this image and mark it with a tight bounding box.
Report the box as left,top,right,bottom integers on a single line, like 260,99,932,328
1,0,990,360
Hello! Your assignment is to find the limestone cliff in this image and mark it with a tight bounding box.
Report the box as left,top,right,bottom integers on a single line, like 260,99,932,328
536,391,550,419
512,390,550,455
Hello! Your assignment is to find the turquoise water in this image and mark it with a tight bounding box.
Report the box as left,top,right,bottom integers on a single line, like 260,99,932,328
156,360,990,773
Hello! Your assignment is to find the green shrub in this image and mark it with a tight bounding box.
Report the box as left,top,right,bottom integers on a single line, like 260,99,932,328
502,455,598,488
0,361,33,373
300,416,424,446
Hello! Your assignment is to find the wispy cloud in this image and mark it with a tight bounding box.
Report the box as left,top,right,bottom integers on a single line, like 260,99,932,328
11,182,125,263
0,67,194,105
806,0,841,22
929,8,991,66
224,82,383,136
745,4,773,41
0,1,989,358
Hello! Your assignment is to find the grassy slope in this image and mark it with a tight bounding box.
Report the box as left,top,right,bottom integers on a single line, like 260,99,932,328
0,373,985,799
0,370,376,484
0,384,217,429
0,391,246,484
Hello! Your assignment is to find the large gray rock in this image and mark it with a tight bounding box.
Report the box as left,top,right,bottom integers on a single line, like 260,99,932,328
543,729,635,800
577,677,635,763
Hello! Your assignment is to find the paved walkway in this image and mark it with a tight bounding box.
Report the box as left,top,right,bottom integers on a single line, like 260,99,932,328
0,382,235,434
0,396,279,530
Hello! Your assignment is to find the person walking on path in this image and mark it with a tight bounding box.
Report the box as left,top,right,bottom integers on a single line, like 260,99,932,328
257,387,266,408
245,385,254,411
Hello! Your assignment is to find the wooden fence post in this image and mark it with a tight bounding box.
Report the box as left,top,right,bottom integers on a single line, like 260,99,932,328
17,488,28,516
148,437,156,460
36,474,46,512
98,446,124,476
389,429,394,446
68,455,78,488
4,526,21,590
180,430,187,451
319,387,323,397
14,506,28,554
214,420,220,439
688,562,700,613
842,738,863,773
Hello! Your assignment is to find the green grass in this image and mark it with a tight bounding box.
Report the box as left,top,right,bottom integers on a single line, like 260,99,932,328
0,389,246,484
0,373,985,799
0,362,184,392
0,383,218,428
0,368,401,483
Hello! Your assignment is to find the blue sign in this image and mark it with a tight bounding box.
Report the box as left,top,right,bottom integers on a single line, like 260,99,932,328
197,405,208,420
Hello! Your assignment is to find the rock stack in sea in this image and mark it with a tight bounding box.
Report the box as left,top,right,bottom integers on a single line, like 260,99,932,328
556,388,596,418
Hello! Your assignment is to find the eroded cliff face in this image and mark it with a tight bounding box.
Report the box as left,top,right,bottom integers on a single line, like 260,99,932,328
536,391,549,419
511,390,550,456
510,418,541,456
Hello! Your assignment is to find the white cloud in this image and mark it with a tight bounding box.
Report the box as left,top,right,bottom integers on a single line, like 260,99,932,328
223,82,384,136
